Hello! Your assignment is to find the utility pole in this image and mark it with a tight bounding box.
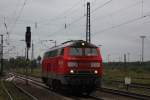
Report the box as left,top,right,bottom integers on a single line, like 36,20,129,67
107,54,110,63
124,54,127,67
20,40,26,59
140,35,146,63
25,47,27,58
31,41,34,73
127,52,130,62
0,35,3,75
31,41,34,60
141,0,144,17
86,2,91,43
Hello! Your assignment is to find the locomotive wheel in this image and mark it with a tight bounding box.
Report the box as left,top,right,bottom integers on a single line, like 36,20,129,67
46,79,52,89
84,91,92,96
83,86,93,96
52,80,61,92
42,77,47,83
52,80,56,91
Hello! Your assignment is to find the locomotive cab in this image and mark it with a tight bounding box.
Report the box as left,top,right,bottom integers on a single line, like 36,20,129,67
63,41,103,92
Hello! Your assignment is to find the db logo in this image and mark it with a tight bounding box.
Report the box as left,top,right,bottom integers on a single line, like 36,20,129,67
58,61,63,66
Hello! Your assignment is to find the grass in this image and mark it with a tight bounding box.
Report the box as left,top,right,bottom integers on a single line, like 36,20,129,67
103,66,150,84
4,81,33,100
0,80,9,100
0,79,33,100
15,64,150,85
29,68,41,77
103,81,150,96
15,67,41,78
103,64,150,96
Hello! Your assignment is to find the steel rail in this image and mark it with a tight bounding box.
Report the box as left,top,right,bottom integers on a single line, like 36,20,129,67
9,73,42,83
101,87,150,100
12,82,39,100
109,80,150,89
73,96,104,100
14,75,77,100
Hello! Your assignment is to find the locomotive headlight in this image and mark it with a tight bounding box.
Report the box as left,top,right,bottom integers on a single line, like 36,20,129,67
91,62,100,67
70,69,74,74
68,62,78,67
81,42,85,46
94,70,98,74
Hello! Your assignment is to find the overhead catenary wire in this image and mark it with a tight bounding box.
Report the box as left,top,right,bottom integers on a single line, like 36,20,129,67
0,0,109,28
1,0,27,48
141,0,144,17
91,0,112,13
38,0,83,25
48,1,150,41
5,0,21,30
65,0,113,27
47,0,113,37
9,0,28,34
39,0,105,27
92,13,150,37
15,0,145,45
91,1,142,22
1,1,88,29
3,0,150,60
49,0,149,39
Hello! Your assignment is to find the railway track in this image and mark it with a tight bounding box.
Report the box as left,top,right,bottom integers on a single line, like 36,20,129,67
12,73,150,91
9,73,42,82
12,82,39,100
101,87,150,100
10,72,150,100
13,74,103,100
2,76,39,100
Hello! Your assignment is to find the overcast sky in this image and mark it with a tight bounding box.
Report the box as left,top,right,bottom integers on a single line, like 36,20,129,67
0,0,150,62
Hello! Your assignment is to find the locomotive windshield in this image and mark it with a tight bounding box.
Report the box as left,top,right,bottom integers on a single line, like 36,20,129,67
69,47,98,56
85,48,98,56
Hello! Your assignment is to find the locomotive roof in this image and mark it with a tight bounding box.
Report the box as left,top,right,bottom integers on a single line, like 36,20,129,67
46,40,97,52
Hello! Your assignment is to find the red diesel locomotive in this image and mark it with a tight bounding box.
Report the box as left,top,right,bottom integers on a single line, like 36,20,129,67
42,40,103,94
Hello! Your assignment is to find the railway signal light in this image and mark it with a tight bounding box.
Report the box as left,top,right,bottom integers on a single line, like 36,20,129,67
25,26,31,85
25,26,31,48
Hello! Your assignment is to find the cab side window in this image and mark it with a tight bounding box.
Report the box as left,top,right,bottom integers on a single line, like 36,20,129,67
60,48,64,55
58,48,64,56
44,52,49,58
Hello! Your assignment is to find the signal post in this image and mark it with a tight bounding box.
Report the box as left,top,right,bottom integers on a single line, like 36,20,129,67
0,35,3,75
25,26,31,84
